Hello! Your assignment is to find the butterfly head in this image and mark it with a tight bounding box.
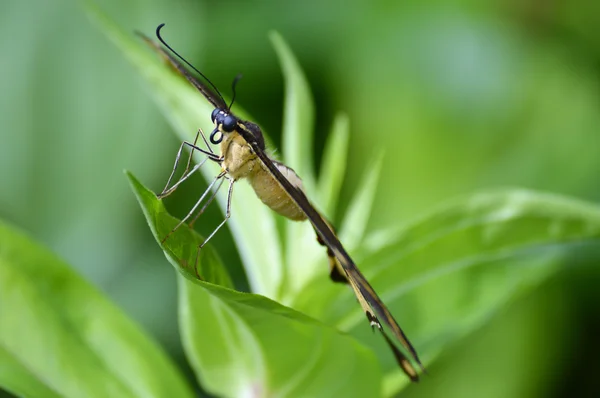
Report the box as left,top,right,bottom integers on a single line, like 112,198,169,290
210,108,238,144
210,108,265,150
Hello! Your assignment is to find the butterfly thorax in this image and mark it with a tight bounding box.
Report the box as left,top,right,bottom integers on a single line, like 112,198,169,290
218,134,306,221
220,132,258,180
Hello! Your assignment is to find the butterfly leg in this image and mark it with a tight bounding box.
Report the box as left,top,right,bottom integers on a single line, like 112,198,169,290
187,175,226,229
158,128,223,199
193,176,235,277
161,170,227,245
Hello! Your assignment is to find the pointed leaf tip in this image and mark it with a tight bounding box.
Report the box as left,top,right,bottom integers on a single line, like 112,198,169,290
127,171,234,288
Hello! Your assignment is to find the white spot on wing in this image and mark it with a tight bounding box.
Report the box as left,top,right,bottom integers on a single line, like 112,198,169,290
275,162,304,192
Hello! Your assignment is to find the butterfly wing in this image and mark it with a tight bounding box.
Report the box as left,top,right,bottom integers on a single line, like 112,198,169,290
235,122,424,381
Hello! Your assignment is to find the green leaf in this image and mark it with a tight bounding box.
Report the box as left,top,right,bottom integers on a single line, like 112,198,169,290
128,171,384,397
293,190,600,395
0,346,62,398
0,219,193,398
318,113,350,217
339,151,384,251
270,31,316,193
268,31,324,300
127,171,233,287
179,278,382,397
86,4,284,298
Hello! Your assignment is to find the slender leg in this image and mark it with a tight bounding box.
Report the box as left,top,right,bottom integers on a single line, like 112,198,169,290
159,158,208,199
188,176,226,228
198,128,215,155
159,130,200,198
158,129,223,199
193,177,235,277
161,171,227,244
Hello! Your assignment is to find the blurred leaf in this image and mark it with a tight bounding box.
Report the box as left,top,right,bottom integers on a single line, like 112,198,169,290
318,113,350,218
0,219,193,398
268,31,324,300
86,3,284,298
339,151,384,251
0,347,62,398
400,279,575,398
341,13,600,227
293,190,600,395
270,30,316,192
128,170,384,397
179,277,382,398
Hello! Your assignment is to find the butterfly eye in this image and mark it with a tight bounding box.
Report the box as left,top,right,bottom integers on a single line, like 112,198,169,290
211,108,220,123
222,115,237,132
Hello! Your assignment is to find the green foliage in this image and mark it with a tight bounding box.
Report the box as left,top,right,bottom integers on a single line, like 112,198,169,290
128,172,381,397
0,220,193,398
295,190,600,394
317,113,350,217
272,31,316,194
2,1,600,397
106,5,600,396
127,172,233,287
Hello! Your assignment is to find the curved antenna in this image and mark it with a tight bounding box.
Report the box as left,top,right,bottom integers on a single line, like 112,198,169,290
155,23,227,108
228,74,243,110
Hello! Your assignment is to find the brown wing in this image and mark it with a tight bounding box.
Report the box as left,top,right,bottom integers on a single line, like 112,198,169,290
312,220,350,283
236,122,424,381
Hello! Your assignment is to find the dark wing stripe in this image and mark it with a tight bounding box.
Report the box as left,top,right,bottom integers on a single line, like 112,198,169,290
348,266,422,365
237,124,424,376
344,270,419,381
312,223,349,283
138,33,228,110
380,327,420,382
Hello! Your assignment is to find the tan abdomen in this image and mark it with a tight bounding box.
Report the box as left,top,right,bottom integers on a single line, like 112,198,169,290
248,162,307,221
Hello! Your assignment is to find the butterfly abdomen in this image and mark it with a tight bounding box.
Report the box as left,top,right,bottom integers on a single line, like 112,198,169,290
248,161,307,221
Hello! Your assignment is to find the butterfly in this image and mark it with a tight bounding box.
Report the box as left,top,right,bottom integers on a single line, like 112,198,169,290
138,23,424,381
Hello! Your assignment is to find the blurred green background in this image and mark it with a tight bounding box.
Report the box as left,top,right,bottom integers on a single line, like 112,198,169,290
1,0,599,397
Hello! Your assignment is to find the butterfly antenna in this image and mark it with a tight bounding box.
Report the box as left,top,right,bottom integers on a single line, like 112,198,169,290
155,23,227,107
228,74,243,110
